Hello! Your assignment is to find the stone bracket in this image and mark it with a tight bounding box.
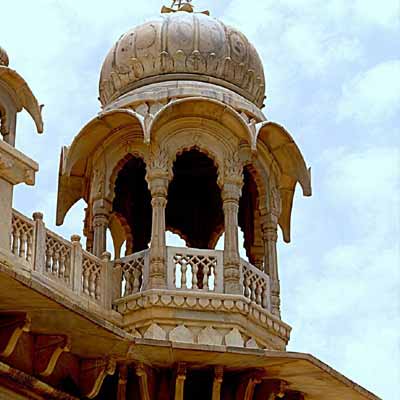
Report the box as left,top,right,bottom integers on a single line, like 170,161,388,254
80,358,116,399
34,334,71,377
0,313,30,358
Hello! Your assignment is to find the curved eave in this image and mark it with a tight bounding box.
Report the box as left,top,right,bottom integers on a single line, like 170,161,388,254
0,66,43,133
149,97,252,144
56,109,145,226
256,122,312,243
64,109,145,177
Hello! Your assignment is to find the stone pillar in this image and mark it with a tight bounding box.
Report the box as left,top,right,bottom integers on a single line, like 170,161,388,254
262,213,280,318
222,154,244,295
0,178,13,251
92,199,110,258
33,212,46,274
146,146,170,289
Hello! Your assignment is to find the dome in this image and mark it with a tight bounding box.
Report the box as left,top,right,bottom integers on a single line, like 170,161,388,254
99,10,266,108
0,46,9,66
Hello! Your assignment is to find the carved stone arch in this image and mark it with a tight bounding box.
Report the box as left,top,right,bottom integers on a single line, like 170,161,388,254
149,97,253,147
107,150,148,205
157,125,235,189
109,211,134,258
208,224,225,249
161,139,225,250
109,152,152,253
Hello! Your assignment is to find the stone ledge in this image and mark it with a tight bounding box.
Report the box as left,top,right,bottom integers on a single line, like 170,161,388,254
0,139,38,185
114,289,291,351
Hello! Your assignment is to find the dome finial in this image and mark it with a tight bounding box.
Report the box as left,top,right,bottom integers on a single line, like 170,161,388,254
171,0,192,9
161,0,209,15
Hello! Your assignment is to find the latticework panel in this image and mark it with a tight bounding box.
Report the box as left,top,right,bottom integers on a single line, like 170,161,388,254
82,254,102,301
173,252,217,291
241,261,269,309
10,212,34,263
45,232,72,284
120,254,145,296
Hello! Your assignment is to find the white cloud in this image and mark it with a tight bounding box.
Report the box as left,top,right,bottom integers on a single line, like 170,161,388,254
337,60,400,125
352,0,400,30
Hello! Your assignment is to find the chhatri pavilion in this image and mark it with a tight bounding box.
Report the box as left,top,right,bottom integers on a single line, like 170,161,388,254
0,1,380,399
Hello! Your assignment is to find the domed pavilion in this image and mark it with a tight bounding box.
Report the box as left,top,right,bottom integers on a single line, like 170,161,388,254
0,2,380,400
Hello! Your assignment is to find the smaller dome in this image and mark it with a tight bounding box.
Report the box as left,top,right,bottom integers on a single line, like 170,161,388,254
0,46,9,67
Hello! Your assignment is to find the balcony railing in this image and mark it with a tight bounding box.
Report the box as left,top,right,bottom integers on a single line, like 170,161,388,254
9,210,109,309
8,210,272,313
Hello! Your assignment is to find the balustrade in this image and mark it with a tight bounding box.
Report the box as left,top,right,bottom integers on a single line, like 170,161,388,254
45,231,72,285
6,211,273,314
10,211,34,264
167,247,223,293
116,250,148,296
240,260,270,311
82,251,103,301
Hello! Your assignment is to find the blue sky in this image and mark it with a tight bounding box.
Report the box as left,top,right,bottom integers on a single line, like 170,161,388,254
2,0,399,398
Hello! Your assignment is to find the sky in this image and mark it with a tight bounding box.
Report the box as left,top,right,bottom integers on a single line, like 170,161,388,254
2,0,399,398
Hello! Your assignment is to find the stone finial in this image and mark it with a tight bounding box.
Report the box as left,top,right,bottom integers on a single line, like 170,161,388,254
161,0,209,15
0,46,9,67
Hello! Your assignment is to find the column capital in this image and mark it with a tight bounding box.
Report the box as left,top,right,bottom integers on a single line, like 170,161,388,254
92,198,112,216
146,144,172,186
220,150,244,190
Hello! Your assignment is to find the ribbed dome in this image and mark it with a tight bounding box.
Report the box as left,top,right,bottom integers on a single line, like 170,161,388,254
0,46,9,67
99,11,266,107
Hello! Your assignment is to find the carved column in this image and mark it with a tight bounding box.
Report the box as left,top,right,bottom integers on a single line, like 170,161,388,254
92,199,111,257
146,146,171,289
222,153,243,295
261,187,282,317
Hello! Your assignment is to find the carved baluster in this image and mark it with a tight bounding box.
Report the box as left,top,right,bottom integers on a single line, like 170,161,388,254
89,270,96,298
26,235,32,262
251,280,257,302
19,232,26,258
133,267,141,293
46,249,52,272
95,272,101,300
124,270,132,296
203,264,209,291
53,251,59,275
11,230,18,255
192,263,198,289
262,286,268,309
59,254,65,278
181,261,187,289
83,268,90,295
244,274,251,298
64,255,71,283
256,282,262,306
